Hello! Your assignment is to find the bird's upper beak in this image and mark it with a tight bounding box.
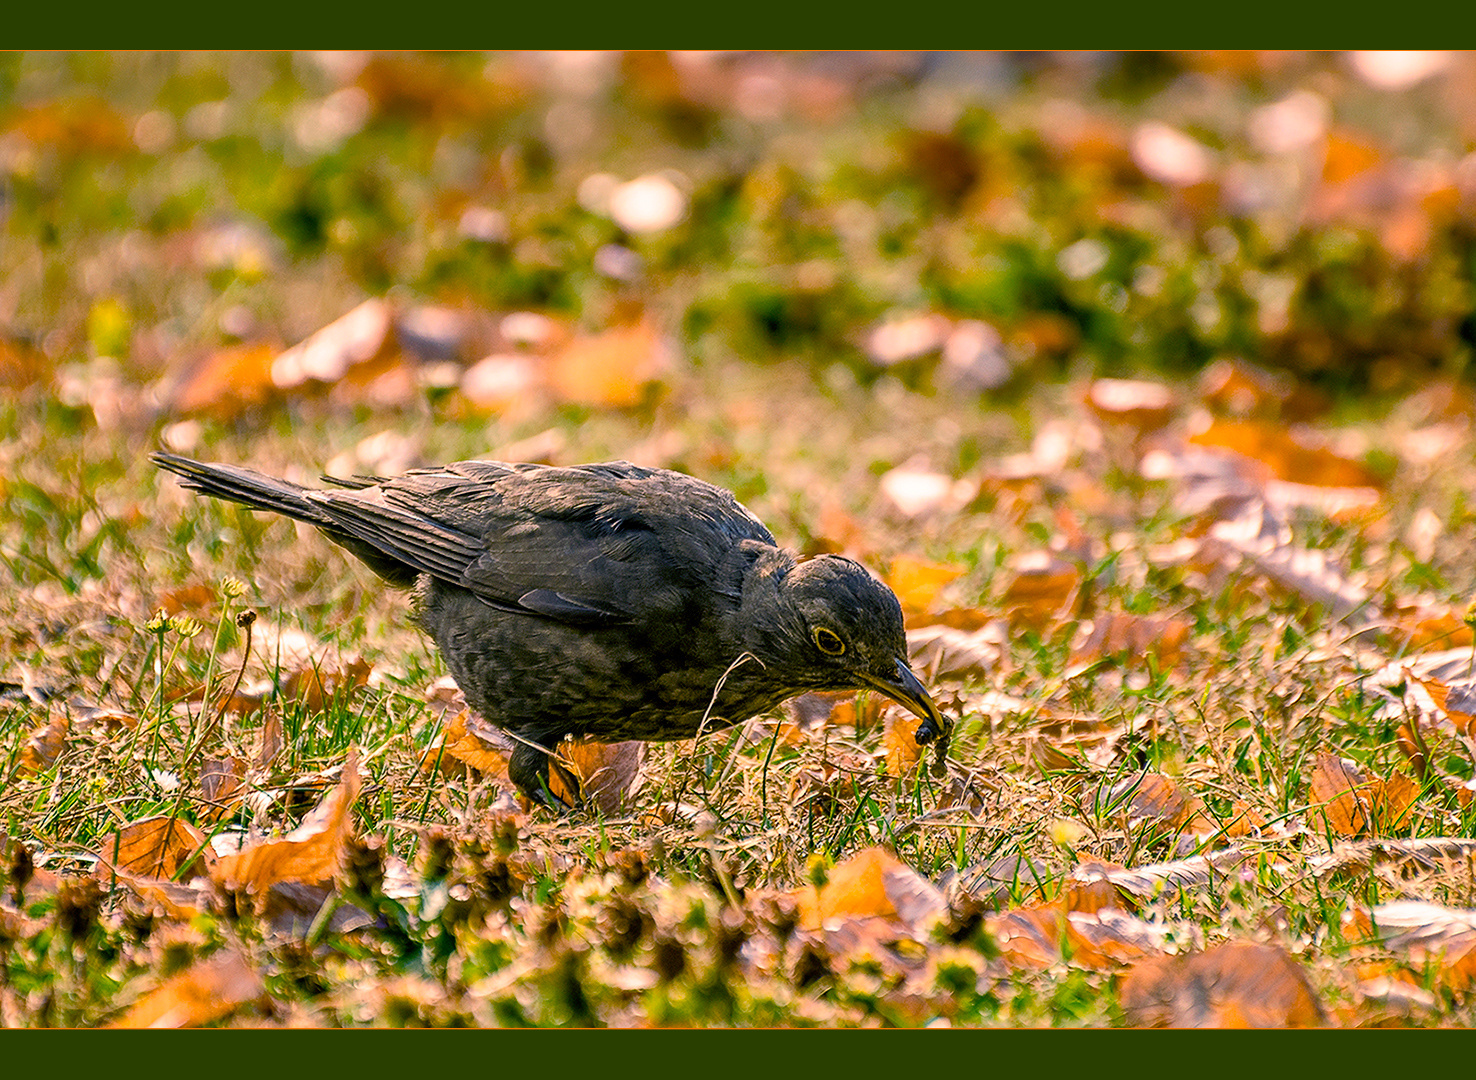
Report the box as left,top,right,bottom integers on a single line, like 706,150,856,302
862,659,951,747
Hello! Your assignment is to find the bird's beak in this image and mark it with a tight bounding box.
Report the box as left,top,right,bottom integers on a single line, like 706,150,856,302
862,659,951,747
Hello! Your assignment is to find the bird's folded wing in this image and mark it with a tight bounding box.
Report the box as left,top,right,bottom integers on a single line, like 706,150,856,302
303,472,691,625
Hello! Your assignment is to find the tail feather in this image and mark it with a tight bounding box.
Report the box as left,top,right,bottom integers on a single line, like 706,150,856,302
152,451,422,588
151,452,337,528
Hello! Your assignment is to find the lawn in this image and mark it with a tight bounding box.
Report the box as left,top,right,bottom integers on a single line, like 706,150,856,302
3,50,1476,1027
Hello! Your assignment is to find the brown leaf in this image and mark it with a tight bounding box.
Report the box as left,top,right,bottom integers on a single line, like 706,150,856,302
1308,754,1420,839
167,342,278,418
546,318,670,408
1352,901,1476,992
1198,359,1296,418
1309,753,1372,837
881,709,924,777
112,950,263,1028
885,554,966,615
200,756,247,821
1071,612,1190,669
1084,378,1176,434
1104,773,1203,833
422,706,512,780
96,816,213,881
270,299,395,392
1188,418,1382,489
999,552,1081,628
792,847,944,932
988,901,1163,970
1120,941,1326,1027
1412,671,1476,737
104,868,214,920
254,709,284,770
548,738,646,813
211,748,362,895
17,710,70,774
906,623,1000,682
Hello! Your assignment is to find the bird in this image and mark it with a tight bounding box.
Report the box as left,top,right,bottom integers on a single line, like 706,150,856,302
152,452,951,806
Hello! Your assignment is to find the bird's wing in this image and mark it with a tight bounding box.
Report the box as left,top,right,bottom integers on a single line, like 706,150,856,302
305,460,775,625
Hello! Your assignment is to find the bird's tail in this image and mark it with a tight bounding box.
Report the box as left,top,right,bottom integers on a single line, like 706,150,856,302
151,452,338,529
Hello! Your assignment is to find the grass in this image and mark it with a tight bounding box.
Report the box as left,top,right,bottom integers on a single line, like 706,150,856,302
4,50,1476,1026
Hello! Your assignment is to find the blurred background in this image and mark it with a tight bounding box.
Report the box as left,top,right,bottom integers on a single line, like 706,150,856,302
3,51,1475,446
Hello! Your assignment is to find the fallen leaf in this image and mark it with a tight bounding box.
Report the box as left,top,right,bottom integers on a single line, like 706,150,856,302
96,816,213,881
999,552,1081,628
792,846,945,931
1070,612,1190,669
885,554,966,614
548,738,646,813
1309,754,1372,837
546,318,671,408
1120,941,1326,1027
1188,417,1382,489
167,342,279,418
211,748,362,896
271,300,395,391
112,950,263,1028
1084,378,1176,434
17,711,70,774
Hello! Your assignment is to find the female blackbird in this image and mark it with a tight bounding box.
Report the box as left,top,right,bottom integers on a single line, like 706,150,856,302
152,453,950,804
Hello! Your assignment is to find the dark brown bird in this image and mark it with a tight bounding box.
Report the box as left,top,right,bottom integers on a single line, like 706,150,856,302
152,453,951,805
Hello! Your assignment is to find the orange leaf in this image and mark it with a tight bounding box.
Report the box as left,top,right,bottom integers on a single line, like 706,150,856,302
885,554,966,615
112,950,263,1029
96,816,213,881
546,318,671,408
548,738,646,813
211,748,362,895
1121,941,1326,1027
1188,418,1381,489
1071,612,1190,669
791,846,944,931
168,342,278,418
17,711,70,774
882,709,924,777
1308,753,1371,837
999,553,1081,628
422,707,511,780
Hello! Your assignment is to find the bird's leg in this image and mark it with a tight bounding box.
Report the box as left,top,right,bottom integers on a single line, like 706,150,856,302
509,738,581,810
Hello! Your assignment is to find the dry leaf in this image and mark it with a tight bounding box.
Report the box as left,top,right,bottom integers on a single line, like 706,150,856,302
885,554,966,615
792,846,945,931
422,706,512,780
999,552,1081,628
881,709,924,777
906,623,1001,682
546,318,670,408
17,711,69,774
271,299,395,391
1188,418,1381,489
1084,378,1176,433
211,748,362,895
96,816,213,881
1120,941,1326,1027
547,738,646,813
1309,753,1372,837
112,950,263,1029
167,342,278,418
1071,613,1190,669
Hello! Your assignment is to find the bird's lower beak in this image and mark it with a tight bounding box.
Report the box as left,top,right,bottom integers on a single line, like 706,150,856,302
863,659,951,747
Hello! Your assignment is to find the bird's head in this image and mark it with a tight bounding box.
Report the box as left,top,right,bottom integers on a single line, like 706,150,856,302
743,552,950,746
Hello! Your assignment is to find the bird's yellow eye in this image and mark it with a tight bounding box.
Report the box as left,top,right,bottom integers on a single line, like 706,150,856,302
813,627,846,656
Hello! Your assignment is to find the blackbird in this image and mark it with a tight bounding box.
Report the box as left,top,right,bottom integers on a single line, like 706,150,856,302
152,453,951,804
